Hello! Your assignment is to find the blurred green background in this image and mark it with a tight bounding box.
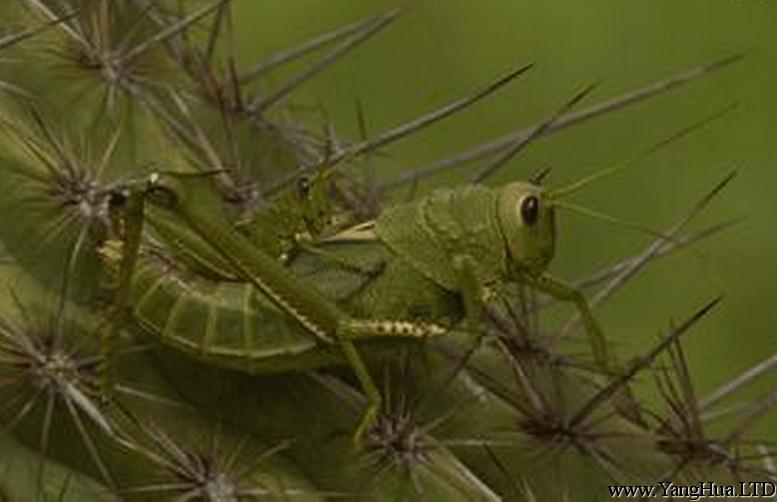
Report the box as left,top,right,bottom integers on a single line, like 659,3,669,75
231,1,776,432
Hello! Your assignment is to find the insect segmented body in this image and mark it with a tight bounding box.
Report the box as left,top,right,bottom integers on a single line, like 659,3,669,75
102,172,611,443
295,183,552,324
292,179,609,368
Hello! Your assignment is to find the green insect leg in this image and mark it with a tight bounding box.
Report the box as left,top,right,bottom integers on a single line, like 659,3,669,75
338,318,449,445
452,254,487,345
526,274,646,424
101,191,145,400
524,273,612,373
338,339,382,447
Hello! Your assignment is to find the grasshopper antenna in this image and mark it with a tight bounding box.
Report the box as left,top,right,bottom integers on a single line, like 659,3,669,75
553,200,681,245
543,108,738,303
548,103,737,199
383,52,745,191
556,170,737,340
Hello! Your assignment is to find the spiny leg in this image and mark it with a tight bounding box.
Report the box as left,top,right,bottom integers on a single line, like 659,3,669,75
399,254,491,407
101,190,145,399
524,273,643,422
338,339,382,446
338,318,449,446
523,273,612,373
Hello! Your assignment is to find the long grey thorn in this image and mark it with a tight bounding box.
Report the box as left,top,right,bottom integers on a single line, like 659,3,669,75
222,13,246,125
60,396,116,489
0,108,64,183
251,6,404,112
699,352,777,413
571,218,741,295
124,0,190,63
724,388,777,446
0,9,78,50
263,63,534,196
548,103,737,200
22,0,85,46
125,81,193,147
495,338,549,417
382,52,746,190
36,387,56,497
205,0,231,63
508,219,736,355
482,446,524,500
238,8,403,85
52,226,90,353
0,311,120,491
113,422,344,500
332,63,534,166
568,296,722,429
472,81,599,184
557,170,737,338
436,339,541,419
167,88,234,191
666,333,704,442
118,0,231,67
0,78,31,99
26,2,192,122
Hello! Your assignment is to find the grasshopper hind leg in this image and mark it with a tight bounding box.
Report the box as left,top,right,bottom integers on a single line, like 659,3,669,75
337,340,383,447
337,317,450,446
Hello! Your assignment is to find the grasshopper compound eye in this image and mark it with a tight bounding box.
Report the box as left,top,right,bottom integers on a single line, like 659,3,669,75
520,195,540,225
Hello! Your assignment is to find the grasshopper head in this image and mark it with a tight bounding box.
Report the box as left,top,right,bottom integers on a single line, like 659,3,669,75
497,181,556,273
291,172,337,234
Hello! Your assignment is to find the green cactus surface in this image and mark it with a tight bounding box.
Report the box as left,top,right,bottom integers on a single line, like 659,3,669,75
0,2,775,501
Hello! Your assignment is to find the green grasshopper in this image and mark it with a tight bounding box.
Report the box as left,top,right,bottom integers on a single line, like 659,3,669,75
234,168,355,263
102,168,616,445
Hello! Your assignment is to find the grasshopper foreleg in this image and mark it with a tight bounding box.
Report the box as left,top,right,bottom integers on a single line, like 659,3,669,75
452,254,488,346
523,273,612,373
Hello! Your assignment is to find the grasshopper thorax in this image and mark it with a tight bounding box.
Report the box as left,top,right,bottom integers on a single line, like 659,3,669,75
497,181,556,274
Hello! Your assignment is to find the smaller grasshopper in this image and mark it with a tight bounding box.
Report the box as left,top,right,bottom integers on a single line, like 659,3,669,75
103,168,623,445
234,168,355,264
